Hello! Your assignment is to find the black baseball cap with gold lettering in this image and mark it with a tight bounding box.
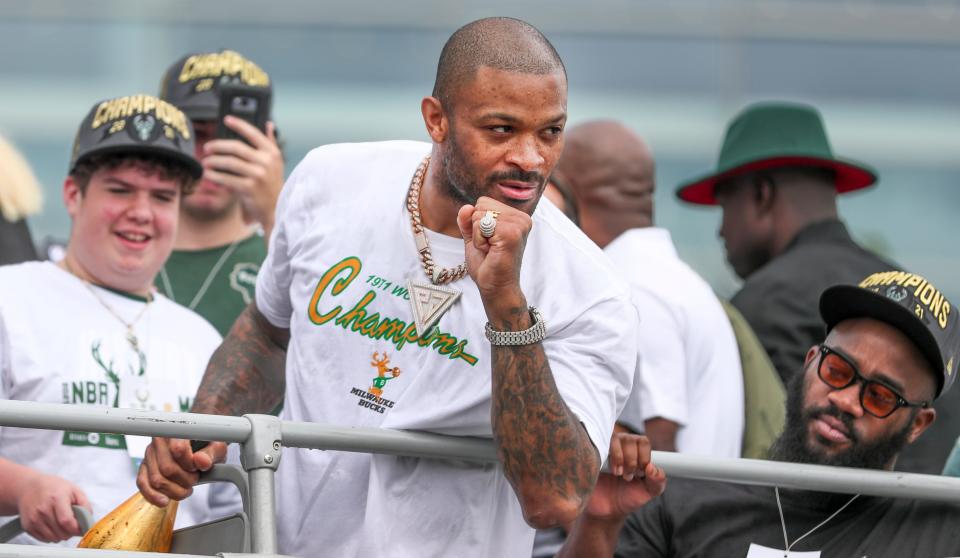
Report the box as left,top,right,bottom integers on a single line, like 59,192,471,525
159,49,271,121
69,94,202,179
820,271,960,397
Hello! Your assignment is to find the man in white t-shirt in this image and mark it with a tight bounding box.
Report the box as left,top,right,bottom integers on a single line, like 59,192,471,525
557,120,744,456
0,94,225,545
137,18,639,558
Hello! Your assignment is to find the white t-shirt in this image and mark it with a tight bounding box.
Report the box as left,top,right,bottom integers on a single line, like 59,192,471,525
606,228,744,457
257,140,638,558
0,262,224,545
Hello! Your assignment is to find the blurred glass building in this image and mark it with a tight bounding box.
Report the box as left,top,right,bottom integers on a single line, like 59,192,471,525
1,0,957,298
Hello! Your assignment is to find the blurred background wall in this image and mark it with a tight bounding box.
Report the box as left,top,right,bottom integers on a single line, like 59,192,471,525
1,0,957,298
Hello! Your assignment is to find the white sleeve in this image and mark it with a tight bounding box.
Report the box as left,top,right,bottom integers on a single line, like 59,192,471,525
547,295,639,455
255,155,316,328
633,287,688,426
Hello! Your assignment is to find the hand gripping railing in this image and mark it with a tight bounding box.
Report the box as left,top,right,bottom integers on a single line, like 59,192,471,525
3,399,960,557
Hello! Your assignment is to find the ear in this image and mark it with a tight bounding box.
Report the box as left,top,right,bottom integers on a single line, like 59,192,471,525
63,176,82,218
906,407,936,444
803,345,820,367
753,174,776,214
421,96,448,143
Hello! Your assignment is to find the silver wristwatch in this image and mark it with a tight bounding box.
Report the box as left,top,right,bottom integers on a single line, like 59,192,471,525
485,307,547,346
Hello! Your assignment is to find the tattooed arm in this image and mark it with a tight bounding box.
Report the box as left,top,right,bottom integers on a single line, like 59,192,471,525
488,293,601,528
137,303,289,506
455,198,600,528
191,302,289,415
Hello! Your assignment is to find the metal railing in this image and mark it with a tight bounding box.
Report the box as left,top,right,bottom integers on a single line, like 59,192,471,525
3,399,960,556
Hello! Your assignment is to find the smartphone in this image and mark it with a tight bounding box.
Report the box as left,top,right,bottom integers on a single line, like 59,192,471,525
215,83,271,144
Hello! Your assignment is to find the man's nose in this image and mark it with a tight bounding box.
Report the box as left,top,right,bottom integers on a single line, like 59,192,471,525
827,383,865,419
125,193,153,223
506,136,545,172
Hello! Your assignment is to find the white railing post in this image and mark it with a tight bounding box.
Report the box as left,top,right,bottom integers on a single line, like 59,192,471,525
239,414,283,555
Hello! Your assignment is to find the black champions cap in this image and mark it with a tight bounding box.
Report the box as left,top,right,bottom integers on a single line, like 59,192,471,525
69,94,202,179
159,49,271,121
820,271,960,398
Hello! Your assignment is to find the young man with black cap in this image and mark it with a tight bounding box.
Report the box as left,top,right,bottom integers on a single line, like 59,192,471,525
558,271,960,557
157,49,284,336
0,95,225,545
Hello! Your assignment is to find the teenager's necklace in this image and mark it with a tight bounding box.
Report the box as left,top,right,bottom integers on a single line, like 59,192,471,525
64,260,153,353
405,155,462,336
774,487,859,556
158,239,241,310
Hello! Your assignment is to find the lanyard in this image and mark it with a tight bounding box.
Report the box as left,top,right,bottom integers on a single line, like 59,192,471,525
775,487,859,555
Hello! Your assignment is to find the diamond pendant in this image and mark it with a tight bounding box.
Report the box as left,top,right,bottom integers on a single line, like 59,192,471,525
407,280,460,337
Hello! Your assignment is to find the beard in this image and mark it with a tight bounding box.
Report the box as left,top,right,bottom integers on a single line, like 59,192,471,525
439,130,546,211
768,370,917,507
769,371,916,470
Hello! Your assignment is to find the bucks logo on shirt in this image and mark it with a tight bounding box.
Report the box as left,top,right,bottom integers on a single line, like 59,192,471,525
61,339,148,450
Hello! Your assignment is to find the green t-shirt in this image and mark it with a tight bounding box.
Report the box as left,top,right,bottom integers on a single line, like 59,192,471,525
156,234,267,336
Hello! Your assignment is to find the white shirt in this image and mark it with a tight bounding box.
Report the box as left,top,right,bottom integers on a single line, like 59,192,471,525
256,140,639,558
606,228,744,457
0,262,225,545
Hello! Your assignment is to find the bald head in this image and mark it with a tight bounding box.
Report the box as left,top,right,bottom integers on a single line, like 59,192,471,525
557,121,655,248
433,17,566,107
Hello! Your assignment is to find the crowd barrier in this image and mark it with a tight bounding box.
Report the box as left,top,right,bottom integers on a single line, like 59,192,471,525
2,399,960,556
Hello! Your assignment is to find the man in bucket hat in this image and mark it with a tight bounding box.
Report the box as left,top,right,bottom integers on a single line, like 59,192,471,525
559,270,960,557
0,95,227,545
677,101,895,388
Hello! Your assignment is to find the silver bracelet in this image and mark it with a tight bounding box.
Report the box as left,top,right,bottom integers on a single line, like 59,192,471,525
485,307,547,346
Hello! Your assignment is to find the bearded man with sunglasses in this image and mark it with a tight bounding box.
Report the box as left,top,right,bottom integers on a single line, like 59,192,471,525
559,270,960,558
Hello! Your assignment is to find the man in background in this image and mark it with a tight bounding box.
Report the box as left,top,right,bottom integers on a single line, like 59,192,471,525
559,120,744,456
676,101,892,386
157,49,284,336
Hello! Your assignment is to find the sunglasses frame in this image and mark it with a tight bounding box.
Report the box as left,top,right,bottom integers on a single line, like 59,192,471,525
816,344,929,419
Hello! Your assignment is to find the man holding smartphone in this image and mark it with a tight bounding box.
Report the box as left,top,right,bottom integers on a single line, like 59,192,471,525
157,49,284,336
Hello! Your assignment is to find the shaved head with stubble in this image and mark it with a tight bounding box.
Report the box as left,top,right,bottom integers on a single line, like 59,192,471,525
432,17,567,109
420,17,570,225
557,121,656,248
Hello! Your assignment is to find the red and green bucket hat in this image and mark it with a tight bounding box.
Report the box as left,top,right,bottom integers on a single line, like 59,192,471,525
675,101,877,205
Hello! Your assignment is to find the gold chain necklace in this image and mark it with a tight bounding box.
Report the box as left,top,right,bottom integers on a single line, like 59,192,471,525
406,155,467,285
63,259,153,353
